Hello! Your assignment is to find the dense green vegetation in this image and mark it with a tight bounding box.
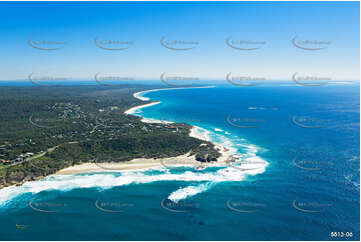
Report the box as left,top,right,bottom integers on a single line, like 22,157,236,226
0,85,220,188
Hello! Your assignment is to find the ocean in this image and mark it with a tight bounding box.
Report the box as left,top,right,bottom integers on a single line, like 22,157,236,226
0,83,359,241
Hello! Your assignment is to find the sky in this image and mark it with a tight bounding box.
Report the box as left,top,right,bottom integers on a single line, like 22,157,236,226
0,1,359,81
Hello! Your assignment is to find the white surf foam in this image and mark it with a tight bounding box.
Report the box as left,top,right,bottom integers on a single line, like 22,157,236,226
189,126,211,142
0,158,268,206
168,182,214,203
133,91,151,101
140,117,174,124
129,87,268,203
133,86,216,102
124,101,160,115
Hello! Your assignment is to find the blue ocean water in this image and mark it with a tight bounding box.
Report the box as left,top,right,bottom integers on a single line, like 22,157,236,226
0,84,359,241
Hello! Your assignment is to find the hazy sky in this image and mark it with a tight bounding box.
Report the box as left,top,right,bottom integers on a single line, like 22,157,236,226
0,1,359,81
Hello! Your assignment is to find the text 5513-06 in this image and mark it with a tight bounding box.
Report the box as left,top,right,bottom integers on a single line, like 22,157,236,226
330,232,353,238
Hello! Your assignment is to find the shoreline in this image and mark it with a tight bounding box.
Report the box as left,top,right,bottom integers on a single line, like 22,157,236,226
133,85,216,101
55,126,234,175
55,149,232,175
124,85,216,118
124,101,160,115
56,85,236,175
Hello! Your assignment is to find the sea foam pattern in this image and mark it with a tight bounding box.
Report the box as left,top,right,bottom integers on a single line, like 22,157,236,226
0,154,268,206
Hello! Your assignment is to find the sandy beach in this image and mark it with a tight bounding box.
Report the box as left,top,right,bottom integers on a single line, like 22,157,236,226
124,101,160,115
56,127,234,175
56,161,161,174
125,86,215,116
133,85,215,102
56,149,232,175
